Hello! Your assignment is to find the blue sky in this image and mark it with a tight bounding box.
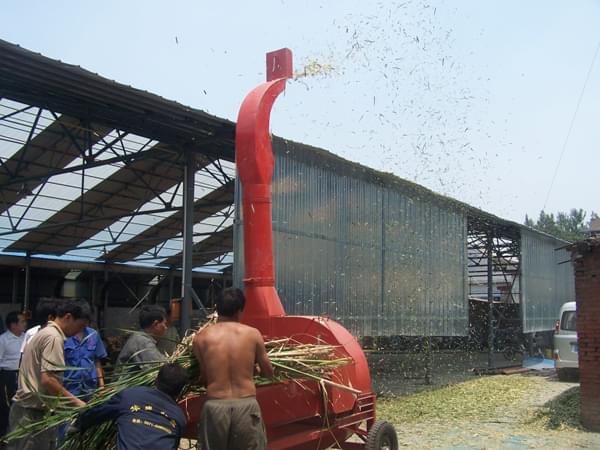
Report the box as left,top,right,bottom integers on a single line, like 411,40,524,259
2,0,599,223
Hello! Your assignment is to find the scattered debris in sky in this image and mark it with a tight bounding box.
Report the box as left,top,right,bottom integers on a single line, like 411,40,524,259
278,1,493,207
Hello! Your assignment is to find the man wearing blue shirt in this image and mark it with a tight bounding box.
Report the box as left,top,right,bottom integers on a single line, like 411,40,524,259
63,323,107,400
72,363,188,450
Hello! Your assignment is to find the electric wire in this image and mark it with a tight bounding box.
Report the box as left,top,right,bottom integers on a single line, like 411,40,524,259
543,39,600,210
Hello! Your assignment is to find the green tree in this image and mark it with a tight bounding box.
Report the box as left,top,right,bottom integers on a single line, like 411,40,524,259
524,209,595,242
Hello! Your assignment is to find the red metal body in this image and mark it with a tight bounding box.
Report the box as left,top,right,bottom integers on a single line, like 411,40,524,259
180,49,376,449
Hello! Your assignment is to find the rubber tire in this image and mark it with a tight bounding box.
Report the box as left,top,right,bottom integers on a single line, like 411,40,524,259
365,420,398,450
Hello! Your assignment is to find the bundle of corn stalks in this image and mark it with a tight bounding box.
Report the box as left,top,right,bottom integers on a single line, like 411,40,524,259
4,322,355,450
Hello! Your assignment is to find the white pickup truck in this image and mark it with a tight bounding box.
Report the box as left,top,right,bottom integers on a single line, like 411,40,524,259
553,301,579,381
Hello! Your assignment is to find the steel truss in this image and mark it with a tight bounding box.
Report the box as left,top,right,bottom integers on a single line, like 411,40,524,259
467,220,521,304
0,99,235,269
467,217,523,369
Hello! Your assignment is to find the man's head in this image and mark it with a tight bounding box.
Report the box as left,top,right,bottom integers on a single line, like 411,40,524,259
33,298,58,327
139,305,168,337
5,311,26,336
215,288,245,320
54,299,92,337
155,363,189,400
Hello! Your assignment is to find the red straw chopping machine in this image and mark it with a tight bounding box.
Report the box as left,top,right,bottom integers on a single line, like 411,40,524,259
181,49,398,450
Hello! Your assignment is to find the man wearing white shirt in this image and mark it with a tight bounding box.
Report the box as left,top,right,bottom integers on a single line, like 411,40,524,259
0,311,26,441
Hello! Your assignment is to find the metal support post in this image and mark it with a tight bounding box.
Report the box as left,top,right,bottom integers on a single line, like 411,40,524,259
92,274,99,327
169,268,175,300
379,191,385,334
11,268,18,305
424,336,432,385
487,231,494,369
181,151,195,333
23,252,31,312
103,267,109,331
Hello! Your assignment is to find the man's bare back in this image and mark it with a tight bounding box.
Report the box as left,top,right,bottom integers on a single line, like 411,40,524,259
193,320,273,399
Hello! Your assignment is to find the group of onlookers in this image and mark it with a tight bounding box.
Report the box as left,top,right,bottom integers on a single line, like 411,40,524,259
0,298,180,450
4,298,91,449
1,288,274,450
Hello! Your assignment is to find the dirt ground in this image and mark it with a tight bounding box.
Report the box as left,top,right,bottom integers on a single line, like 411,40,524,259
379,372,600,450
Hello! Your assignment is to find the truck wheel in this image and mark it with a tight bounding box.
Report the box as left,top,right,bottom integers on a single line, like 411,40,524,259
365,420,398,450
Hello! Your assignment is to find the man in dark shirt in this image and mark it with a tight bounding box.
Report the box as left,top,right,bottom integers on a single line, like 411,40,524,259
72,363,188,450
116,305,167,372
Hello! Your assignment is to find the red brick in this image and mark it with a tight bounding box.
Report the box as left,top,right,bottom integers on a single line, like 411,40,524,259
571,243,600,432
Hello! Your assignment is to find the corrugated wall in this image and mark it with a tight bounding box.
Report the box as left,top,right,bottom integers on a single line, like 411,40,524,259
383,191,468,336
521,230,575,332
234,146,469,337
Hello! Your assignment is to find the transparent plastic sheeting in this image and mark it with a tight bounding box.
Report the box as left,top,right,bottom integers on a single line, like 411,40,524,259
521,230,575,333
234,151,469,337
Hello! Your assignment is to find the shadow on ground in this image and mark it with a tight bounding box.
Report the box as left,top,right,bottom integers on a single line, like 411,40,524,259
531,385,582,430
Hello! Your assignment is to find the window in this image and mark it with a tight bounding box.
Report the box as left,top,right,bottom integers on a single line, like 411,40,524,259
561,311,576,331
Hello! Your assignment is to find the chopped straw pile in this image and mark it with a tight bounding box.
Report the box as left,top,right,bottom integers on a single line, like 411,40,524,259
377,375,541,424
4,322,354,450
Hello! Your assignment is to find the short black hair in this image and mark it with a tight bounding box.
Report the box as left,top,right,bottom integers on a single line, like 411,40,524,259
216,288,245,317
33,298,58,326
56,298,92,321
156,363,189,399
5,311,22,329
139,305,166,329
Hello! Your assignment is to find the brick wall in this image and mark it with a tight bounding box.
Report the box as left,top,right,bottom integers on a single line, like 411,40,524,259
572,240,600,431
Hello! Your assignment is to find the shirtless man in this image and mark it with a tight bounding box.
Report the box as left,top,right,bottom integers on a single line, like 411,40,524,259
192,288,273,450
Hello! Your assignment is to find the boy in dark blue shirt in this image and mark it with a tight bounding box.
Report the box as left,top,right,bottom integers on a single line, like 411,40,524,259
72,363,188,450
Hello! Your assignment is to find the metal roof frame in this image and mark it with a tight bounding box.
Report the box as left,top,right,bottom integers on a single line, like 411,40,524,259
0,39,237,282
0,40,235,158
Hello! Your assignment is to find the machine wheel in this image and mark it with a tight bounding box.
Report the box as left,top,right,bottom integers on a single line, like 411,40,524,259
365,420,398,450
